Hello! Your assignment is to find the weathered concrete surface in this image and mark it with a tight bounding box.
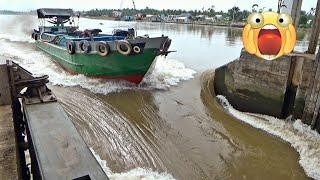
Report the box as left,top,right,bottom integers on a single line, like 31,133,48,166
307,0,320,54
302,52,320,130
214,49,316,121
214,49,291,117
0,106,19,180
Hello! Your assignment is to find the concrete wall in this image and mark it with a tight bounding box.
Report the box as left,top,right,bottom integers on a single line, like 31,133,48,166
214,49,319,132
215,49,291,117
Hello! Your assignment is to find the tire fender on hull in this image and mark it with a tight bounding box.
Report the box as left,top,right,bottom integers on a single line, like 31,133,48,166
133,46,141,54
116,40,132,56
67,41,76,54
34,33,39,41
96,41,110,56
79,40,91,53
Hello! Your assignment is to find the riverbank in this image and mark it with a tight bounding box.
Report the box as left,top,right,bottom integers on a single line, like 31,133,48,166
84,16,246,28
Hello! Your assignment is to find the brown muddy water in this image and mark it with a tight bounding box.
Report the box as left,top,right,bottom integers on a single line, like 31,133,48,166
49,73,307,179
0,15,317,179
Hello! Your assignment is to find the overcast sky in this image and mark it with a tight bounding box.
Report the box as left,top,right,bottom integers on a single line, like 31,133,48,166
0,0,317,12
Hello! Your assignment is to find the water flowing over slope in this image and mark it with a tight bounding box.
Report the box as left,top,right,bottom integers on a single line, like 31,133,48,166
216,95,320,180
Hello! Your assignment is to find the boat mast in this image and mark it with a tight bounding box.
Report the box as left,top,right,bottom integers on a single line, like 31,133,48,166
132,0,138,19
132,0,137,11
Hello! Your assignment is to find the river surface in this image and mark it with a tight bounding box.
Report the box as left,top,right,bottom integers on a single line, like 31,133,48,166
1,15,320,180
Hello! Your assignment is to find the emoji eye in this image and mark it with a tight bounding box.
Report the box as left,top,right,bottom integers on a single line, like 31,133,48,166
247,13,264,28
277,13,292,27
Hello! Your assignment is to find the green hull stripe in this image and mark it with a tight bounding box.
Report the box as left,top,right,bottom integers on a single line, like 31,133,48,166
36,41,158,77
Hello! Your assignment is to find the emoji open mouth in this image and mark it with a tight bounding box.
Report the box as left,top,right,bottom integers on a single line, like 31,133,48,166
258,25,281,59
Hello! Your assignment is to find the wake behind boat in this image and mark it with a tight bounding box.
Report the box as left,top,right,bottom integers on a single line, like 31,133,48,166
31,8,171,84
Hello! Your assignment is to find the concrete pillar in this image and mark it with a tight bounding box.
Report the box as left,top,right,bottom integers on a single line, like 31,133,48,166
291,0,303,28
291,56,304,87
302,51,320,131
280,0,303,28
280,0,303,118
307,0,320,54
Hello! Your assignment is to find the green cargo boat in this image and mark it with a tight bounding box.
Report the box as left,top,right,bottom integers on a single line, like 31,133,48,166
32,8,171,84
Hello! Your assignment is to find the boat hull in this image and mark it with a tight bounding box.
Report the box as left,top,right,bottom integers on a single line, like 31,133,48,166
35,41,159,84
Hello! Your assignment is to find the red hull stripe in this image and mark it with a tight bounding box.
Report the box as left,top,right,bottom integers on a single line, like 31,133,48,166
54,61,144,84
92,75,144,84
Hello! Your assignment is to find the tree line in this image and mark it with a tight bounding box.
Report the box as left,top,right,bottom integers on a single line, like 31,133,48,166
83,6,314,26
0,6,315,27
83,6,251,22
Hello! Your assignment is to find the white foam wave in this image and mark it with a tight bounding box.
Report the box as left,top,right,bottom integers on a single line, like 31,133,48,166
0,15,37,42
216,95,320,180
0,33,34,43
90,148,175,180
142,56,197,89
0,40,195,94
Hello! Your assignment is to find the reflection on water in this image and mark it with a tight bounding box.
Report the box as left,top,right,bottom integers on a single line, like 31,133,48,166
226,28,242,46
88,19,310,71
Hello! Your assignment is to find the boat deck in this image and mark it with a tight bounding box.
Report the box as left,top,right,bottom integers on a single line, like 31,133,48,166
0,106,19,179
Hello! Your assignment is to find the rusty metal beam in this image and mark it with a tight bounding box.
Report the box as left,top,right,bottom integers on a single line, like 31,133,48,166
307,0,320,54
0,59,12,105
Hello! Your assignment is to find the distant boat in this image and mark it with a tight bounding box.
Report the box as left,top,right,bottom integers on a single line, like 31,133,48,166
32,8,171,84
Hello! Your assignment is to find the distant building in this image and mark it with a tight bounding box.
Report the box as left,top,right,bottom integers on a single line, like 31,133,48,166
215,15,223,20
176,16,190,23
175,13,192,23
146,14,154,19
146,15,162,22
204,16,215,23
195,15,216,23
195,15,205,21
179,13,192,18
165,15,178,22
122,16,134,21
112,11,122,18
136,13,146,20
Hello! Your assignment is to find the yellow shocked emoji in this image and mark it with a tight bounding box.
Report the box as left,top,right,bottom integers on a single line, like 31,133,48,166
242,12,296,60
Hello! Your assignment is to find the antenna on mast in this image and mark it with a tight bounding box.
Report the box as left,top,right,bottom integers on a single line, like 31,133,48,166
120,0,124,9
132,0,137,10
132,0,139,20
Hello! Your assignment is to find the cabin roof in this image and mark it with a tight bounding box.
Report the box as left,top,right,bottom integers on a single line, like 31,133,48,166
37,8,75,18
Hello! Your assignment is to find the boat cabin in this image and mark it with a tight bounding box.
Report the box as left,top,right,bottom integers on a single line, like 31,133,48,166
36,8,79,34
35,8,136,48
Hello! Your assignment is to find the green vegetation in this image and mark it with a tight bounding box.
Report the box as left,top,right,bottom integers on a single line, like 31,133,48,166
0,6,315,27
83,6,314,26
83,6,251,23
298,9,315,28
